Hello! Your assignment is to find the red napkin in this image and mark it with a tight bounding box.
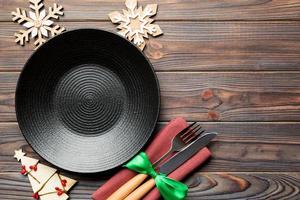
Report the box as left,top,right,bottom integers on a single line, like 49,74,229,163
92,117,211,200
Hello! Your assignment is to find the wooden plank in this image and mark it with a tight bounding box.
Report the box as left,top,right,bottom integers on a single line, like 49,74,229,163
2,72,300,122
2,21,300,71
2,0,300,21
0,172,299,199
158,72,300,121
1,122,300,172
186,172,300,200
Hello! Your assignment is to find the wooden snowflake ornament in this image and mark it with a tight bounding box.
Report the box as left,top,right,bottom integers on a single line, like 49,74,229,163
109,0,163,50
11,0,65,49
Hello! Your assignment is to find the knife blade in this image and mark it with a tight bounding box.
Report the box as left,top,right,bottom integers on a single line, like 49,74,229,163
159,132,217,174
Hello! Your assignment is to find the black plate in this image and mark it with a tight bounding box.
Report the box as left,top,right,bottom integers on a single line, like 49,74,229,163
15,29,160,173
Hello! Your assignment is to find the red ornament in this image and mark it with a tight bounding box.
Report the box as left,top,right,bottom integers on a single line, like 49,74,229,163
61,179,67,187
20,165,27,175
29,165,38,171
55,187,64,196
32,192,39,199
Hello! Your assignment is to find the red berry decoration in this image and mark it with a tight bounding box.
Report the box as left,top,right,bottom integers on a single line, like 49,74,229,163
29,165,38,171
32,192,39,199
20,165,27,175
61,179,67,187
55,187,64,196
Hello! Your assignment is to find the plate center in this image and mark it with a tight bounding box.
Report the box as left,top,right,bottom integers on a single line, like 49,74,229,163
54,64,126,136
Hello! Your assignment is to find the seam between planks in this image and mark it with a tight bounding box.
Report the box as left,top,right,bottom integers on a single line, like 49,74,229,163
3,121,300,124
2,19,300,22
5,70,300,73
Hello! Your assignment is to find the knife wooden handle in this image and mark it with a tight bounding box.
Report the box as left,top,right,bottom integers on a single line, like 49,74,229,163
106,174,148,200
124,178,155,200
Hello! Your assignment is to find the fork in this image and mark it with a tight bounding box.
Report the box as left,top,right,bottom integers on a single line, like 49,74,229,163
154,122,204,166
106,123,205,200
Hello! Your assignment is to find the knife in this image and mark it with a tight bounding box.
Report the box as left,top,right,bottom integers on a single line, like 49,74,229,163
123,132,217,200
160,132,217,174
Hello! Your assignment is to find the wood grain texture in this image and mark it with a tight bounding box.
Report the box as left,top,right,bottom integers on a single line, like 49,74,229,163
0,172,299,199
1,72,300,122
158,72,300,121
1,122,300,173
2,21,300,71
1,0,300,21
186,172,300,200
1,0,300,199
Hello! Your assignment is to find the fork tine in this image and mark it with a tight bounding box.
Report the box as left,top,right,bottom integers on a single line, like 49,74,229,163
182,125,203,142
178,122,196,137
180,123,200,138
183,128,206,144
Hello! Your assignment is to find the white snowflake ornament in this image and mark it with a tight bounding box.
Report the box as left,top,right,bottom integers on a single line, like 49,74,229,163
109,0,163,50
11,0,65,49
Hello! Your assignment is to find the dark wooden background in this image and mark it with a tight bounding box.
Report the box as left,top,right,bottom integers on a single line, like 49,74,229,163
1,0,300,199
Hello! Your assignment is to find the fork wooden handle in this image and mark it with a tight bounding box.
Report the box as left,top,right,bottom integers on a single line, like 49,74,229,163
124,178,155,200
106,174,148,200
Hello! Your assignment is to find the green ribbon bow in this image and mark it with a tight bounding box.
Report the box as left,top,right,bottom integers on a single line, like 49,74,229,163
124,152,188,200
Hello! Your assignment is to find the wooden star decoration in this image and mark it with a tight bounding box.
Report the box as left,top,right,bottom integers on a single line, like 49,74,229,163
14,149,26,161
109,0,163,50
11,0,65,49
